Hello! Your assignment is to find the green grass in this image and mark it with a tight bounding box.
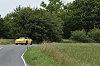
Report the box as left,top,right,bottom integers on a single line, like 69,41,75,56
24,46,61,66
54,43,100,66
24,43,100,66
0,39,14,45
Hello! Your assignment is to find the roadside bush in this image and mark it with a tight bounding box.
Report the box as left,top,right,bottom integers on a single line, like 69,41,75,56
70,29,93,43
88,28,100,43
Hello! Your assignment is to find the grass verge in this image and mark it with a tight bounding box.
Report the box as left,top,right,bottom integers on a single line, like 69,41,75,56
0,39,14,45
24,43,100,66
24,46,61,66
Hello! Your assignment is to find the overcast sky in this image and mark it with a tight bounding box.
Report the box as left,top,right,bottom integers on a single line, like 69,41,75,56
0,0,74,17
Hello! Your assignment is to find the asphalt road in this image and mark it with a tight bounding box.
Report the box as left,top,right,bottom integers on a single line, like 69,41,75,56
0,44,35,66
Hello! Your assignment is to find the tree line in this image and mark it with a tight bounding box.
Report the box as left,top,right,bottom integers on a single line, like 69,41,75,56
0,0,100,43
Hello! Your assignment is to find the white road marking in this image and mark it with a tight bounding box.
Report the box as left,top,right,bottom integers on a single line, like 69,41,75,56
21,49,27,66
0,47,4,49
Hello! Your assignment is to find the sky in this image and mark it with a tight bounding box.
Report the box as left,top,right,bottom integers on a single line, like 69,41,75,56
0,0,74,18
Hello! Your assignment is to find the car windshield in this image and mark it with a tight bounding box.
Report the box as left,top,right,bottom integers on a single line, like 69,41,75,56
19,37,27,39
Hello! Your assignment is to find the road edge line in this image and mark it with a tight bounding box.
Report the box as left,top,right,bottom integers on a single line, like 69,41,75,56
21,49,27,66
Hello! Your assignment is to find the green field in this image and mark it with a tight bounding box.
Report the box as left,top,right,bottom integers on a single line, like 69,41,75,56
0,39,14,45
24,43,100,66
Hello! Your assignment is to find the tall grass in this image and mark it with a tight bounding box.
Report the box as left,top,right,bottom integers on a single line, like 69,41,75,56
24,46,61,66
0,39,14,45
54,43,100,66
24,43,100,66
41,43,91,66
51,43,100,66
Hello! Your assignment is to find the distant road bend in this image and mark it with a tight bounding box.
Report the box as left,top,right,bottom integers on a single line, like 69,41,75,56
0,44,35,66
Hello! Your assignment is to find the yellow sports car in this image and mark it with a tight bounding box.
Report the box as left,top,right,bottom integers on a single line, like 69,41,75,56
15,37,32,45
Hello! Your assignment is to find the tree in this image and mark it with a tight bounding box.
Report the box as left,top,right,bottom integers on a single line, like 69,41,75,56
40,0,64,15
4,6,63,43
0,16,4,38
0,15,8,38
4,6,33,38
63,0,100,38
41,0,67,39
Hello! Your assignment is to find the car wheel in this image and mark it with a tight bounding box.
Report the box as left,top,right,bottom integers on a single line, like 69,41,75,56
30,42,32,45
21,43,24,45
25,41,28,45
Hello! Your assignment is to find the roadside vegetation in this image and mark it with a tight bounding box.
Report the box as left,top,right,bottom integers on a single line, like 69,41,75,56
69,28,100,43
0,0,100,43
24,45,61,66
24,43,100,66
0,39,14,45
0,0,100,65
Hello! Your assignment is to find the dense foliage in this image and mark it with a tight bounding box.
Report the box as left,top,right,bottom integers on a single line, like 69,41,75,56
88,28,100,43
70,28,100,43
70,30,93,43
4,6,63,43
1,0,100,43
0,15,8,38
63,0,100,38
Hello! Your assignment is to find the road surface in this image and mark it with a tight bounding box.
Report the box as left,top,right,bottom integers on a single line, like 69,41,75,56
0,44,35,66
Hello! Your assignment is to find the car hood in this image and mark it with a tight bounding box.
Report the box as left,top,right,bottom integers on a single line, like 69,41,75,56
15,39,25,41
